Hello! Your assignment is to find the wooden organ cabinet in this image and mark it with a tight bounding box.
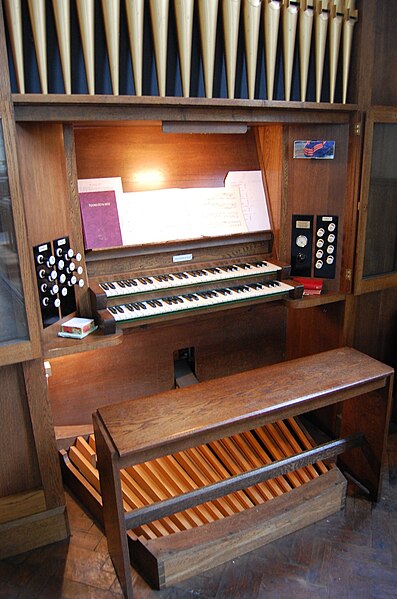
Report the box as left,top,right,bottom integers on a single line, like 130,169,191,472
0,0,396,594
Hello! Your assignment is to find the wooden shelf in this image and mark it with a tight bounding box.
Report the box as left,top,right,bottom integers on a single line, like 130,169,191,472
44,327,123,359
286,292,346,309
12,94,358,124
55,424,93,450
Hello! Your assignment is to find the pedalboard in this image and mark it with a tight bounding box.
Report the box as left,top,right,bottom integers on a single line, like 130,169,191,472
33,236,85,328
291,214,338,279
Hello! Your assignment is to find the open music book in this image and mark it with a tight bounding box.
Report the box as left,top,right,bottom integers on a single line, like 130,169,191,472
78,172,271,250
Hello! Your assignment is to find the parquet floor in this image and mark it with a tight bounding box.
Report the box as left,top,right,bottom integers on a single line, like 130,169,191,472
1,429,396,599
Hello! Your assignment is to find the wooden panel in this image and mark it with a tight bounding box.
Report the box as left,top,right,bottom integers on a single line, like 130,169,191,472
364,180,397,276
0,341,38,368
348,0,376,108
85,238,273,281
132,468,346,589
286,301,344,360
255,125,283,258
371,2,397,106
0,364,42,496
0,2,41,361
0,490,46,524
23,359,65,510
16,123,70,246
74,123,260,191
13,96,356,124
339,386,393,502
0,505,68,559
48,302,286,427
353,288,397,373
15,122,87,338
280,123,350,293
354,108,397,295
63,125,91,316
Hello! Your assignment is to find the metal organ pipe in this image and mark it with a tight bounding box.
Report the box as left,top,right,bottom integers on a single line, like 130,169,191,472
3,0,358,103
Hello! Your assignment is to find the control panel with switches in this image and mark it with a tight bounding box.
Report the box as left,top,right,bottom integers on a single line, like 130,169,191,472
291,215,314,277
291,214,338,280
33,241,61,328
313,215,338,279
33,236,85,327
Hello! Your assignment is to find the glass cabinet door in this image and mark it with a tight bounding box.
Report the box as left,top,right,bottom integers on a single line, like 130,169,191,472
0,120,29,345
354,107,397,294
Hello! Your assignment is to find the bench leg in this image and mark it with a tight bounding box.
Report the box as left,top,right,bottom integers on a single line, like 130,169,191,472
93,414,133,599
338,381,393,502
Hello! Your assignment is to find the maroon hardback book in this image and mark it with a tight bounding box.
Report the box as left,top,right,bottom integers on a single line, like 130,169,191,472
79,190,122,250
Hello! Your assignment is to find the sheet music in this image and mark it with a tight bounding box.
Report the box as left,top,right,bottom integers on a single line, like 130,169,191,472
118,186,246,246
78,172,270,249
224,170,271,232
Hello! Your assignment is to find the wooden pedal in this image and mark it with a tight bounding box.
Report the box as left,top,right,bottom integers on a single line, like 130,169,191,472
60,416,341,589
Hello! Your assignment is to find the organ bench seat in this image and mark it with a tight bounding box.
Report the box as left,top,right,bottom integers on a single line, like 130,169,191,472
89,347,392,598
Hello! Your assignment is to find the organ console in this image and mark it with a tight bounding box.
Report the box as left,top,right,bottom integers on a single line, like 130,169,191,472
3,1,396,596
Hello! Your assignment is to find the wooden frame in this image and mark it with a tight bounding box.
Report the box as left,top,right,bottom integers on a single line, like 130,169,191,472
12,94,357,124
354,106,397,295
0,359,69,559
0,2,41,366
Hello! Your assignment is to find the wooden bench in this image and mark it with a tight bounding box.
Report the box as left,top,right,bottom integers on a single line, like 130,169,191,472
93,347,393,598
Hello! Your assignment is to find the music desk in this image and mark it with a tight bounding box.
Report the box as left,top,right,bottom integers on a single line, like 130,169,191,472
93,347,393,598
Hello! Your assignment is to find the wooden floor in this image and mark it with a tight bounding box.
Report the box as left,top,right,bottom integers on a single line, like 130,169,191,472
1,428,396,599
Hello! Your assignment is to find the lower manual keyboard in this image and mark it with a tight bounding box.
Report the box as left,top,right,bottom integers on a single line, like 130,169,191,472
105,280,296,326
